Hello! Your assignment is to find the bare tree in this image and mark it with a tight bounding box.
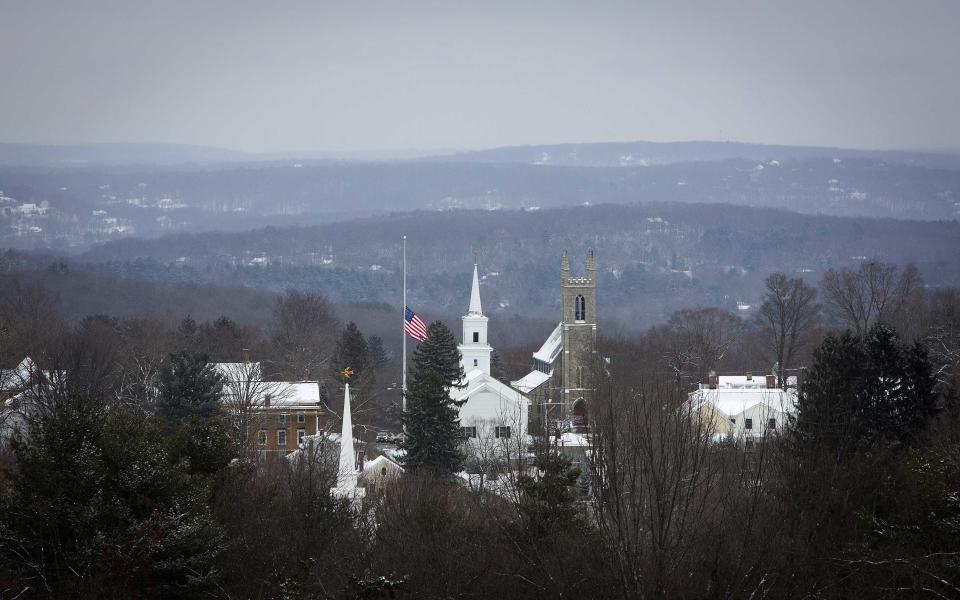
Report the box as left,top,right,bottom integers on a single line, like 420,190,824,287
757,273,819,384
821,261,922,337
652,307,748,385
589,376,780,598
270,289,339,380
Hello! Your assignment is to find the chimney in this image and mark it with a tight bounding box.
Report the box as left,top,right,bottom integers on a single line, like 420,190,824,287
242,348,251,363
303,368,310,382
746,372,752,381
708,373,718,389
766,374,776,389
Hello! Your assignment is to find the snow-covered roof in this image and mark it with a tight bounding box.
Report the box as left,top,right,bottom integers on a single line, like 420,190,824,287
362,454,404,475
690,387,797,419
261,381,322,408
452,369,529,404
1,357,38,390
511,369,551,394
557,432,591,447
532,322,563,365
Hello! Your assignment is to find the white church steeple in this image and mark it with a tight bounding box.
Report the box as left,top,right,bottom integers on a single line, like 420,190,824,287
459,260,492,375
331,382,365,505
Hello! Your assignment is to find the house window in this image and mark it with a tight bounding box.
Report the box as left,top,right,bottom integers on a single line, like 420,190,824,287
277,413,287,425
297,413,305,423
257,430,267,445
297,429,306,444
495,426,512,439
277,430,288,446
744,418,753,430
575,295,586,321
473,332,479,342
729,417,736,424
473,359,478,367
767,418,776,429
461,426,477,439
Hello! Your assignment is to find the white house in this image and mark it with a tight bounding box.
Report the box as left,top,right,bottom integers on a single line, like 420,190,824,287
451,262,530,464
688,374,798,442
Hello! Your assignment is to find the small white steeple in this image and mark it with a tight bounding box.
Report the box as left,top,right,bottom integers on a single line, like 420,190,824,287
331,382,365,504
459,258,492,375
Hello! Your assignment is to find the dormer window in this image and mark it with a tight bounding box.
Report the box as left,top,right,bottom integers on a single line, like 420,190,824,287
575,295,586,321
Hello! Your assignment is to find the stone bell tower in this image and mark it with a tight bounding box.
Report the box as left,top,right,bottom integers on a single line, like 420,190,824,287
560,249,597,427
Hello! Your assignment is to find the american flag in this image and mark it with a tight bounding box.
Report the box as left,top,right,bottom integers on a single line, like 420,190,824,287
404,306,428,342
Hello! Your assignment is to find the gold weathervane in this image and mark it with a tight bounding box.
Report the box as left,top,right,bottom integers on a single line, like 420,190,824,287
341,367,354,380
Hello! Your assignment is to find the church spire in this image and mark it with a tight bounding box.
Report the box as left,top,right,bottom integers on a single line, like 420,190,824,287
335,383,357,491
468,260,482,316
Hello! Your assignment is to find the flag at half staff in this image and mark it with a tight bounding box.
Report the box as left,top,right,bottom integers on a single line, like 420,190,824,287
404,306,428,342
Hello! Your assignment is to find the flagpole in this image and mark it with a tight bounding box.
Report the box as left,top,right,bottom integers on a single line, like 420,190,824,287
401,235,407,422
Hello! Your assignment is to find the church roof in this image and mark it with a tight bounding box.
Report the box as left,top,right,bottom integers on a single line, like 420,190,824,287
451,369,529,404
532,322,563,365
512,369,551,394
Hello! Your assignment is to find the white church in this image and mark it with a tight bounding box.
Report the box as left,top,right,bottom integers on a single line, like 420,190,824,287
451,262,530,462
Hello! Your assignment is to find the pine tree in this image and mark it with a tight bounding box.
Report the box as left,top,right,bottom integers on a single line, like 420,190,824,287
793,323,938,457
332,322,376,414
401,321,466,475
368,335,389,367
333,322,371,382
157,351,225,425
490,348,507,382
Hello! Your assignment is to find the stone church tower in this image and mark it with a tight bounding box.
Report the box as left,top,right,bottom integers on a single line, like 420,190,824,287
560,249,597,426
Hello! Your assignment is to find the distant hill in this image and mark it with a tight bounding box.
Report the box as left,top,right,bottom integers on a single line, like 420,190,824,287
80,202,960,329
432,140,960,170
2,155,959,253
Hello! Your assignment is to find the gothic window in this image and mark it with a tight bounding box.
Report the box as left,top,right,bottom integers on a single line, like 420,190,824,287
576,365,583,388
575,294,586,321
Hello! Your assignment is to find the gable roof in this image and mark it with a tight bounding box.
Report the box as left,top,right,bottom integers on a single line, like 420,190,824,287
532,322,563,365
511,369,551,394
451,370,530,405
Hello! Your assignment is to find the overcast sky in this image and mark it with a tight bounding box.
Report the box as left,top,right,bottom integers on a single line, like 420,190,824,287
1,0,958,153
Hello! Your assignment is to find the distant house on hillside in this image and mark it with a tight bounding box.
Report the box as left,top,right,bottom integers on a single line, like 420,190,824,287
688,373,798,444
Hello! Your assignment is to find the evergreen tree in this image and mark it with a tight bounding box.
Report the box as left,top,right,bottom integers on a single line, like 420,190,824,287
793,323,938,457
401,321,466,475
0,396,225,596
333,322,375,411
157,351,225,425
334,322,371,381
516,452,582,538
490,348,507,382
368,335,389,367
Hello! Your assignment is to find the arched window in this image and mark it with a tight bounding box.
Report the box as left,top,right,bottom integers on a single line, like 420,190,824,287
575,294,586,321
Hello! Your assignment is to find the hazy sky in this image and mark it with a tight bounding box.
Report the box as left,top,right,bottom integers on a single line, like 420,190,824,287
2,0,958,153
